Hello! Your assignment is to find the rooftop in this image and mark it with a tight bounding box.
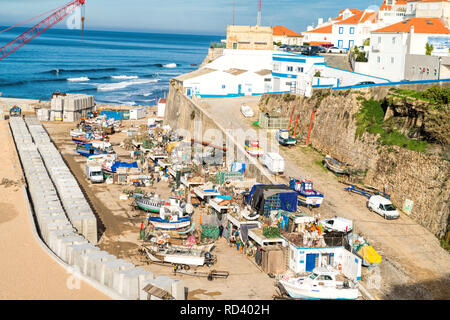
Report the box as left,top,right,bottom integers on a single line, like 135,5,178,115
372,17,450,34
273,25,303,37
336,10,377,25
303,24,333,34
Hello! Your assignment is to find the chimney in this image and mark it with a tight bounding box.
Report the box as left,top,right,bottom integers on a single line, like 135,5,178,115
410,25,414,35
318,18,323,26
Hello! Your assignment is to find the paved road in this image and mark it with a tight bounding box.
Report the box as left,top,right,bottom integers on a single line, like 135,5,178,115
199,96,450,299
0,120,109,300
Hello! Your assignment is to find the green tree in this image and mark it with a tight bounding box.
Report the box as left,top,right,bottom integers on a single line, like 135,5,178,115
363,38,370,46
425,42,434,55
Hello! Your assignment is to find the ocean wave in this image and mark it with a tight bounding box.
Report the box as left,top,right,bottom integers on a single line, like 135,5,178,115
111,75,139,80
163,63,177,68
67,77,90,82
97,79,160,92
41,67,118,75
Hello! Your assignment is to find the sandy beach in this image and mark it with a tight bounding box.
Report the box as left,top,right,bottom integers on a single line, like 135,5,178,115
0,120,109,300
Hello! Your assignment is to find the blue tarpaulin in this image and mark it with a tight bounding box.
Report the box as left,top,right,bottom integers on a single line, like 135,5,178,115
111,161,139,173
247,184,297,215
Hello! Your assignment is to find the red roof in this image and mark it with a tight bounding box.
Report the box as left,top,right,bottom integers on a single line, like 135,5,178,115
339,8,361,14
372,17,450,34
304,24,332,34
273,25,303,37
336,10,377,25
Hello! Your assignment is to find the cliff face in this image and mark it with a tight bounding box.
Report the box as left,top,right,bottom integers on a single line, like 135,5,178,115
259,87,449,241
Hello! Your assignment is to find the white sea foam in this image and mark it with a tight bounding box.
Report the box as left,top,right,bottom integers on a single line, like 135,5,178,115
97,79,159,92
67,77,90,82
111,75,139,80
163,63,177,68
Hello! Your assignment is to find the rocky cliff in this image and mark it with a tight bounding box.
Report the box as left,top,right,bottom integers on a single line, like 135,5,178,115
259,85,449,243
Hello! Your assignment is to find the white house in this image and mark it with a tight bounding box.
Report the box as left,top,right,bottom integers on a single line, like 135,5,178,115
288,243,362,281
302,24,334,47
273,26,304,46
174,49,274,98
416,0,450,26
366,17,450,81
333,9,379,49
378,0,408,25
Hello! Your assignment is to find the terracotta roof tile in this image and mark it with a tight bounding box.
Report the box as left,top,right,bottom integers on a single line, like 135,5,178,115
336,10,377,25
372,17,450,34
273,25,303,37
303,24,332,34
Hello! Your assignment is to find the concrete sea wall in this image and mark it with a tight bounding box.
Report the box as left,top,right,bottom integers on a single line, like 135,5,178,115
9,117,184,300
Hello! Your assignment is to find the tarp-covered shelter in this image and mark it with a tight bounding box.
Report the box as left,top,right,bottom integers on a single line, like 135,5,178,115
246,184,297,216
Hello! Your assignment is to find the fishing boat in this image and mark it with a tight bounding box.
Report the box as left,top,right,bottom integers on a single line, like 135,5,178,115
324,155,348,175
351,235,382,268
70,128,86,137
276,129,297,146
72,133,109,144
289,178,324,208
76,144,109,157
279,267,359,300
142,245,216,268
135,195,166,213
244,139,264,157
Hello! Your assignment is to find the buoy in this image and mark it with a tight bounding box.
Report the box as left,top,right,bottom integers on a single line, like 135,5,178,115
338,263,342,271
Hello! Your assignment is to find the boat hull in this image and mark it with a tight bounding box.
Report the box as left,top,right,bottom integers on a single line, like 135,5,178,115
279,280,359,300
149,216,191,230
297,194,324,207
136,199,162,213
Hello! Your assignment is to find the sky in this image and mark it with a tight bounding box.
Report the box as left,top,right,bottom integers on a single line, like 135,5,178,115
0,0,384,35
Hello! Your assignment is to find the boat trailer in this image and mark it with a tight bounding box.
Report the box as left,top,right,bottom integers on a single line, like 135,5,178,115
340,181,390,199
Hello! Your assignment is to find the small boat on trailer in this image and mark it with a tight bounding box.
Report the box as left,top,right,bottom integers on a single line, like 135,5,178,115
289,178,324,208
134,195,166,213
324,155,349,175
279,267,359,300
276,129,297,146
140,245,216,269
143,198,192,231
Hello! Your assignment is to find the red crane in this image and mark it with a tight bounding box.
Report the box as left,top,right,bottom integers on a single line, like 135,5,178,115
0,0,86,61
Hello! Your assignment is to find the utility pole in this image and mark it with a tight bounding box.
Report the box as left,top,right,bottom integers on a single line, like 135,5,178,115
257,0,262,26
233,0,236,25
438,56,442,80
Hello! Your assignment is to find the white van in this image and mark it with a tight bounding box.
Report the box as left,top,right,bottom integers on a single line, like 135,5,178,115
367,195,400,220
320,217,353,233
261,152,285,174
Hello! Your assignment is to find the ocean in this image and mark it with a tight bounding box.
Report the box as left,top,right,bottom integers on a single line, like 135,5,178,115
0,27,222,105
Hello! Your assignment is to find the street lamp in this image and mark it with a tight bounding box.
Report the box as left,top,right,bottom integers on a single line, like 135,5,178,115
438,56,442,80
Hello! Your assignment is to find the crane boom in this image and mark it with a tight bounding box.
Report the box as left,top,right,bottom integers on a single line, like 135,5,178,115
0,0,85,61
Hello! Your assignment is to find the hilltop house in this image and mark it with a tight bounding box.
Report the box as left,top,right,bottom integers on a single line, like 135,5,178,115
362,17,450,81
226,25,274,50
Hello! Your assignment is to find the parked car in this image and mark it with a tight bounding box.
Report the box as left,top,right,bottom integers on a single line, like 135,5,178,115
310,45,327,53
355,81,375,86
367,195,400,220
328,46,346,54
320,217,353,233
261,152,285,174
240,104,254,118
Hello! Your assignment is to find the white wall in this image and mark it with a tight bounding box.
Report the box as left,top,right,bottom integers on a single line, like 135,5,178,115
207,49,273,72
367,32,409,81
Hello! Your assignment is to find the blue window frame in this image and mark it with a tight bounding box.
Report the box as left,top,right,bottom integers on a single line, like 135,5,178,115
338,40,343,48
339,27,344,34
349,40,354,48
350,27,355,34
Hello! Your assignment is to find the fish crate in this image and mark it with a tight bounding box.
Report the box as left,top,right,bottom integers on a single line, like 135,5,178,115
216,171,244,185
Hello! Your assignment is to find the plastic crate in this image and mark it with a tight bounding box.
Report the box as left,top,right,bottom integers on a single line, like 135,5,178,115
216,171,244,184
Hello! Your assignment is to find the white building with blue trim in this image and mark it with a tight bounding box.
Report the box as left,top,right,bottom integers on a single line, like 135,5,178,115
173,49,389,99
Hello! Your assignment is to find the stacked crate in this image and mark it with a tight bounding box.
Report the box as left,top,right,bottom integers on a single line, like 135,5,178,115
50,94,95,122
